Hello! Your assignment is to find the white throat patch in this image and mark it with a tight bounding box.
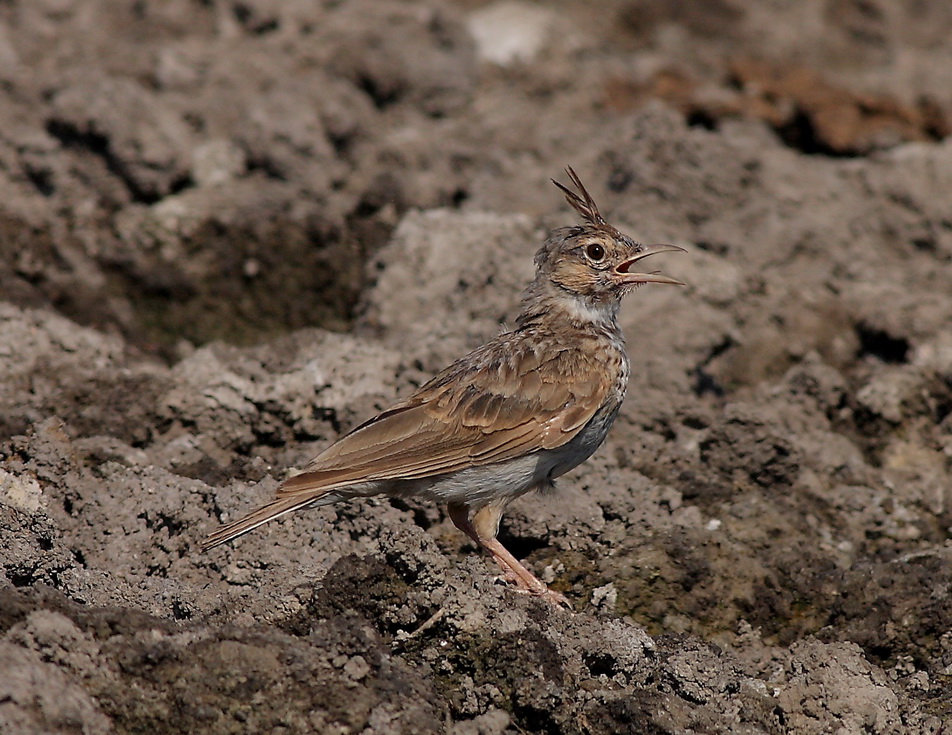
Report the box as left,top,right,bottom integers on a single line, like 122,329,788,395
561,294,617,326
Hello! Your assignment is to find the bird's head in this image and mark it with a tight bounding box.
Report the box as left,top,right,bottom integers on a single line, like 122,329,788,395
522,168,684,325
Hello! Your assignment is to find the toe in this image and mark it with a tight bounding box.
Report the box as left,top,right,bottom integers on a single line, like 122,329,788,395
536,588,573,610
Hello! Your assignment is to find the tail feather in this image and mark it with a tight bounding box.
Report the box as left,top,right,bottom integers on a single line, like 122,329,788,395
202,493,328,550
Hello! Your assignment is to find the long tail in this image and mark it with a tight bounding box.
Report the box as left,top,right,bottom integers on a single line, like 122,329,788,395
202,493,333,550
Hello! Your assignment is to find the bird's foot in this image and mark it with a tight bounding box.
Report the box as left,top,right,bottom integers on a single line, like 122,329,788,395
504,581,574,610
532,586,573,610
505,575,573,610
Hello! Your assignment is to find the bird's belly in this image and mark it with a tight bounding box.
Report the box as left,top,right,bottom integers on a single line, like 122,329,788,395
394,453,550,507
391,403,621,508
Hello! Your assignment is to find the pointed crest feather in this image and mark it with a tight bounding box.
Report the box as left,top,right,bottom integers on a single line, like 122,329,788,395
551,166,606,226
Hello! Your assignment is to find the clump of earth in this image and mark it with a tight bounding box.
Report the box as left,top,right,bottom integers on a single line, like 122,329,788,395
2,1,951,732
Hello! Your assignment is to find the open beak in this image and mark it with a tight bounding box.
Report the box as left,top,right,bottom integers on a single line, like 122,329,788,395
615,244,686,286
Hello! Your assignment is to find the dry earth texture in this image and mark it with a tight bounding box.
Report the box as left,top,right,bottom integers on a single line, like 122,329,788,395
2,1,952,733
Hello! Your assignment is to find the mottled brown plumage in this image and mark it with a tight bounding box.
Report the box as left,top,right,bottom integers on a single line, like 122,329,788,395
202,167,684,607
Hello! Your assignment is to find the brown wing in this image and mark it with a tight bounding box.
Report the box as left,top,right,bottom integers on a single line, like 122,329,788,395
275,335,614,497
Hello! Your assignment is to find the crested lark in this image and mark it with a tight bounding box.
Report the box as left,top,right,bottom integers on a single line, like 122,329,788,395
203,168,684,607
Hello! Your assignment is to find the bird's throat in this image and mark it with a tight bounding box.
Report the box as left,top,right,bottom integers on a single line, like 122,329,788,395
557,292,619,328
517,282,620,333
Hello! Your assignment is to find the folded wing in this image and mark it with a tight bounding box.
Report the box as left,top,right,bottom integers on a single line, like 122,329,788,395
277,337,612,496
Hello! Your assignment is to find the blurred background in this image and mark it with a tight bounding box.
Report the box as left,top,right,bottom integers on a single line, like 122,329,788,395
1,0,949,356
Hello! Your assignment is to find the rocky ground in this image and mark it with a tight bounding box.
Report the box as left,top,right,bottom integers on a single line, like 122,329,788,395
2,1,952,733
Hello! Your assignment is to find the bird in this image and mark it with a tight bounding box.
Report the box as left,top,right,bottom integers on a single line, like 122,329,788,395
202,167,684,608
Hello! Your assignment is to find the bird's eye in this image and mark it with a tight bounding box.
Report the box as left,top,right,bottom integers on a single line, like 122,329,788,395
585,243,605,261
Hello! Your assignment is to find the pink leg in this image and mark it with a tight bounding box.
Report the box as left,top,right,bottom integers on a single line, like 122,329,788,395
448,501,571,609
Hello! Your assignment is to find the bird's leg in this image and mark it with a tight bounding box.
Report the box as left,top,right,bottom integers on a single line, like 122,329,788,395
448,501,522,587
448,501,572,609
448,504,521,588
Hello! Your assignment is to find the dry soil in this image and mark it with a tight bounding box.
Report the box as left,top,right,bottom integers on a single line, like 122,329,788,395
2,2,952,733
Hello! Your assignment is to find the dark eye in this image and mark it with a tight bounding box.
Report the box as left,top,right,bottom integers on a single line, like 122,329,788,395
585,243,605,261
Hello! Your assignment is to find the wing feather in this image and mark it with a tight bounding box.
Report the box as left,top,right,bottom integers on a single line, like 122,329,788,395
275,334,615,499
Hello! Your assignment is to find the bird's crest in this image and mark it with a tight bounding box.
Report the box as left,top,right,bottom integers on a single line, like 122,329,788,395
552,166,607,227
